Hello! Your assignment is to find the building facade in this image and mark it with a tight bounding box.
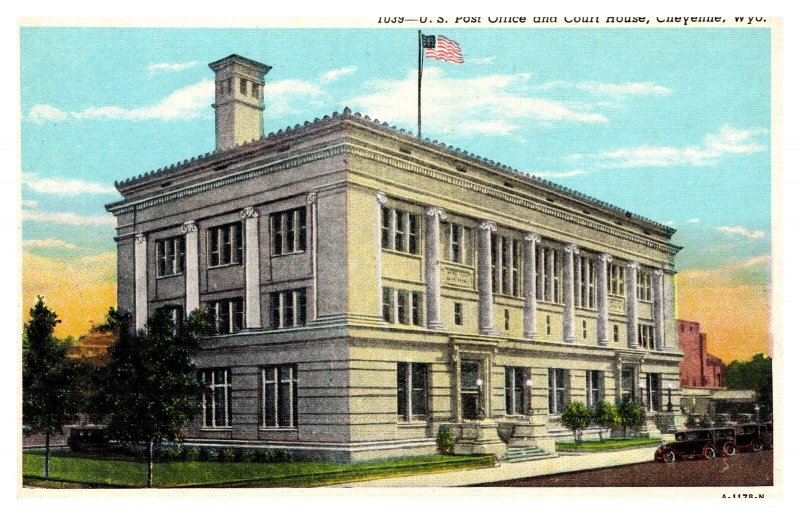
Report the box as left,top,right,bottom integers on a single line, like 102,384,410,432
106,55,685,461
678,320,726,388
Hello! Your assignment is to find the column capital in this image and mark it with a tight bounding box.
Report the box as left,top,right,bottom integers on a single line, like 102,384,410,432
563,243,579,254
239,206,260,219
306,192,317,204
627,261,641,271
524,232,541,243
598,252,613,263
134,233,146,244
426,206,447,220
652,268,664,277
376,191,388,205
181,221,197,234
479,220,497,232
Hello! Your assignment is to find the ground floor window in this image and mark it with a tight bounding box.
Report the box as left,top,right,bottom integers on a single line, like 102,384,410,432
262,364,298,428
207,298,243,334
199,368,231,428
548,368,567,414
505,367,526,415
461,361,481,420
586,370,602,407
397,362,428,421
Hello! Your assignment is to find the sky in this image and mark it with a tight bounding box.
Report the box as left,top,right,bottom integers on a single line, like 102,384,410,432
19,26,772,363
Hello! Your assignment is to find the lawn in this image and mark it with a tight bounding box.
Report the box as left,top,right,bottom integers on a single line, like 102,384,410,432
23,450,493,488
555,437,662,452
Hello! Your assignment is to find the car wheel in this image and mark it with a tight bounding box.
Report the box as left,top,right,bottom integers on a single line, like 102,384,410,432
723,442,736,456
752,440,764,452
663,450,676,463
703,446,716,460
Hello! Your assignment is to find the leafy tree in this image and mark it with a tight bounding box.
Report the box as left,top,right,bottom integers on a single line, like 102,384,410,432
592,401,621,441
22,297,78,478
725,353,773,419
617,401,644,438
99,307,205,487
561,402,593,444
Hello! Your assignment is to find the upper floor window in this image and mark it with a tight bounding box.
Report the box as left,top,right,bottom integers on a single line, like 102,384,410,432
207,298,244,335
575,258,596,309
156,236,185,277
536,246,562,303
271,207,307,256
251,82,261,99
270,288,307,329
240,77,248,95
382,287,423,326
199,368,231,428
208,222,243,267
637,270,653,301
608,263,625,296
445,222,472,264
638,323,655,350
381,207,419,254
454,302,463,326
491,234,521,296
155,304,183,335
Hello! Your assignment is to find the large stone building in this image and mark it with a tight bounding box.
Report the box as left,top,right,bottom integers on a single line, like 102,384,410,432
106,54,684,461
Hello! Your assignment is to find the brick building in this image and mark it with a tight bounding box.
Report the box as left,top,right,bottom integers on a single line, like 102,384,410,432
678,320,725,388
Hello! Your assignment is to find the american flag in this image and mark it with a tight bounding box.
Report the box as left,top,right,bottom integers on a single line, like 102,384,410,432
424,35,464,64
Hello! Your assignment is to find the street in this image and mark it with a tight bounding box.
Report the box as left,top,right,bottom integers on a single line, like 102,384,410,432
476,450,773,487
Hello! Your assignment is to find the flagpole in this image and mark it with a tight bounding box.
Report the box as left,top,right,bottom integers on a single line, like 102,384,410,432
417,30,423,139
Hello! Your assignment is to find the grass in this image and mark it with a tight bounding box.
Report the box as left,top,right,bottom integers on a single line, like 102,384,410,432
22,450,493,488
556,437,662,452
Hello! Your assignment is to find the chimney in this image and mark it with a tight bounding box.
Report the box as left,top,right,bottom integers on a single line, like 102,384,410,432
209,54,272,151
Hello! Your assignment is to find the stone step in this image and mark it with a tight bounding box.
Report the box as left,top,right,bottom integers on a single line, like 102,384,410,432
504,446,557,463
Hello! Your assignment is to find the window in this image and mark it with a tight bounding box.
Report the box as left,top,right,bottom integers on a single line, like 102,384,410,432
505,367,526,415
608,263,625,296
492,234,521,296
546,315,551,335
504,309,510,331
207,298,243,334
156,236,185,277
270,207,307,255
226,78,232,94
582,320,587,339
155,305,183,334
240,77,248,94
461,361,481,420
454,302,463,326
381,287,423,326
586,370,601,407
575,258,596,308
262,365,297,428
613,324,619,343
646,373,660,411
548,368,567,414
620,367,634,403
251,82,260,99
200,369,231,428
638,324,655,349
637,270,653,301
446,222,471,264
270,289,307,329
208,223,243,267
381,207,419,254
536,246,561,303
397,363,428,421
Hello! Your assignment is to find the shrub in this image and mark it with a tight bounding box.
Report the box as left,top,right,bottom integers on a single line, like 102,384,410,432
156,446,182,461
561,402,593,444
219,449,236,462
592,401,621,441
617,401,644,438
254,449,270,462
437,425,454,455
183,447,200,461
239,449,256,462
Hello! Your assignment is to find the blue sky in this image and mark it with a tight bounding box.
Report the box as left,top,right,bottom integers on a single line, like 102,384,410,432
19,27,772,348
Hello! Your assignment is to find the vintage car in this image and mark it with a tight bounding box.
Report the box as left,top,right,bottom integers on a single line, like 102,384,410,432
654,428,736,462
67,425,109,452
734,422,773,452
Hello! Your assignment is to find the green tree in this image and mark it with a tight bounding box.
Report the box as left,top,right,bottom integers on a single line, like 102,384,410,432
725,353,773,419
99,307,204,487
592,401,621,441
22,297,78,478
561,402,593,444
617,401,644,438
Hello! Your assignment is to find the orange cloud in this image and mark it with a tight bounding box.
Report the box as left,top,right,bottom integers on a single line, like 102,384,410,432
676,265,771,364
22,252,117,339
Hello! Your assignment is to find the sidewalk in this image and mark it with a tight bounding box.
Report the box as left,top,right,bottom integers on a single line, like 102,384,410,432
335,446,658,487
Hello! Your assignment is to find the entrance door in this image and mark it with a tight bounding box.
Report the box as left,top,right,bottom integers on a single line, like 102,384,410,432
461,361,480,420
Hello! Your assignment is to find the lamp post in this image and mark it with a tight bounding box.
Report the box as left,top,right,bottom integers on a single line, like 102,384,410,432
476,378,485,420
639,379,648,411
754,405,760,423
525,378,533,416
666,382,673,411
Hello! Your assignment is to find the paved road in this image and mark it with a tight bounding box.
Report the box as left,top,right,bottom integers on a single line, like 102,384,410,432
477,450,773,487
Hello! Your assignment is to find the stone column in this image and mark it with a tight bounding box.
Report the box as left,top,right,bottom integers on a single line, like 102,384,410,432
537,246,545,301
562,244,579,343
523,232,541,339
307,192,318,321
575,256,583,308
583,257,591,308
134,233,147,331
663,269,677,350
596,253,612,346
477,221,499,336
548,248,556,303
182,221,199,314
626,261,641,349
376,192,388,320
240,207,261,329
653,269,665,351
425,206,446,329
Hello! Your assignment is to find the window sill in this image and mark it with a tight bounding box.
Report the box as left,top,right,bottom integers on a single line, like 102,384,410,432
208,262,243,270
270,250,306,258
397,420,428,427
156,273,184,280
382,248,422,259
259,427,298,432
200,427,232,431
